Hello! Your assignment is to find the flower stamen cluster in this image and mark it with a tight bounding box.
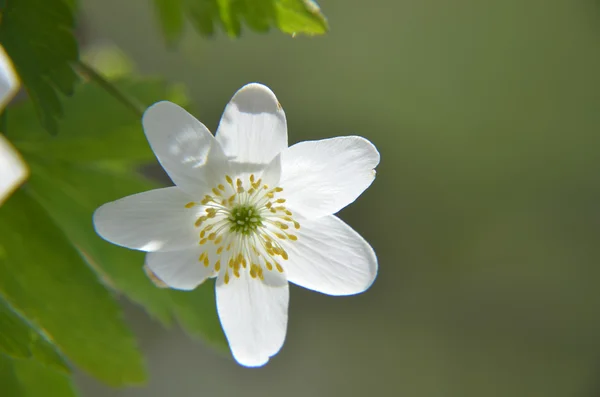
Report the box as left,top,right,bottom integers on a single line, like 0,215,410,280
186,174,300,284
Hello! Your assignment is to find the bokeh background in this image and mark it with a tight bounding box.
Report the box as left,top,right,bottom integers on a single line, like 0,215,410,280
76,0,600,396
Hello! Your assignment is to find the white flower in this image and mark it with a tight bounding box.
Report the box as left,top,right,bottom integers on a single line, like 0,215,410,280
0,46,26,206
93,83,379,366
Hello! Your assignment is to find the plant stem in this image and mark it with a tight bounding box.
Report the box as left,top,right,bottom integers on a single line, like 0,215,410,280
75,60,144,118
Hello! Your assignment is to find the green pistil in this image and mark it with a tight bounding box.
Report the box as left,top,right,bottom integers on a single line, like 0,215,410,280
229,205,263,235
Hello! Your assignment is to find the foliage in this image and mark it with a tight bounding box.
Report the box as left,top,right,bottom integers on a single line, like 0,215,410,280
0,0,328,394
153,0,328,43
0,0,79,134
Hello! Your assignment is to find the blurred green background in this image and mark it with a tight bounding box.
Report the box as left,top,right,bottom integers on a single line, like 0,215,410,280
76,0,600,396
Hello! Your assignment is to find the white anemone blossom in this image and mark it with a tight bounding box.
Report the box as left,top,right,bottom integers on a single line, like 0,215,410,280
0,46,26,206
93,83,380,366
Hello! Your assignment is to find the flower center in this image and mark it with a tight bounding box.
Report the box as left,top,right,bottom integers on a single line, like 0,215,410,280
184,173,300,285
228,205,263,235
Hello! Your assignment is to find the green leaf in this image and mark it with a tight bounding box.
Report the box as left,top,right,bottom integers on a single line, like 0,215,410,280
0,0,79,134
154,0,185,44
24,162,228,352
6,78,185,164
0,297,69,373
0,301,31,359
26,162,174,325
273,0,328,35
0,190,146,386
0,355,77,397
152,0,328,41
6,73,228,361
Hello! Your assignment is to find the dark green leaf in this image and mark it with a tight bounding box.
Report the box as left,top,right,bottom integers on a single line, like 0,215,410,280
0,0,79,134
0,190,146,386
153,0,328,41
0,300,31,359
154,0,185,44
0,297,69,372
0,355,77,397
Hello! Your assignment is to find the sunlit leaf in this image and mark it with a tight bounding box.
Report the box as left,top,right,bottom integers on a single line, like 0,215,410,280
0,355,77,397
25,162,228,352
0,0,79,134
0,190,146,386
26,163,174,325
152,0,328,42
6,78,186,164
0,297,69,373
6,75,228,353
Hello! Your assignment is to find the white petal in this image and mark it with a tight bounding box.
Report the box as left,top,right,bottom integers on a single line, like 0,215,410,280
278,136,379,219
142,101,230,195
284,215,377,296
0,135,28,206
215,83,287,165
260,153,282,187
0,46,19,110
145,246,216,290
93,187,199,252
216,270,288,367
